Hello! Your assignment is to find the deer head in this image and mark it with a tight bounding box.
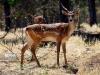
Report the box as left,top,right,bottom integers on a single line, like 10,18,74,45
33,15,46,24
61,3,80,24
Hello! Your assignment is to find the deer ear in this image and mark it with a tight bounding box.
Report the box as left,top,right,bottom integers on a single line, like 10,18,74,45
74,8,80,16
62,10,68,16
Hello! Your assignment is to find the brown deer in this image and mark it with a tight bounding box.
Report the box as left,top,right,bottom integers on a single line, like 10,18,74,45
21,6,79,69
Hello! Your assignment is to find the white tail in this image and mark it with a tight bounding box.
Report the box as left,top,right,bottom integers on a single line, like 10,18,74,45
20,8,79,69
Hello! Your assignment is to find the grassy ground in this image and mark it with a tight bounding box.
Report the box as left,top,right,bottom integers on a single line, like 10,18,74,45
0,24,100,75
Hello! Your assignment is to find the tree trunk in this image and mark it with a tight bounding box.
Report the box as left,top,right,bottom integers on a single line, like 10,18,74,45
59,0,71,23
87,0,97,26
3,0,11,32
43,8,48,24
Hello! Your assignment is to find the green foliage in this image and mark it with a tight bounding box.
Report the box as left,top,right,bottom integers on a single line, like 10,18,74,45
0,0,100,23
8,0,20,6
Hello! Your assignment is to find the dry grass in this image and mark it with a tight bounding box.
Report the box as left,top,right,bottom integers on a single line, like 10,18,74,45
80,23,100,33
0,26,100,75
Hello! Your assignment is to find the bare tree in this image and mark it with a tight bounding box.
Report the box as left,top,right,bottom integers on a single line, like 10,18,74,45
0,0,11,39
87,0,97,26
3,0,11,31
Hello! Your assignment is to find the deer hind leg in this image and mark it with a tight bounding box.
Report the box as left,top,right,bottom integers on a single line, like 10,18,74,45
21,43,29,70
57,41,61,66
29,46,36,62
31,44,41,67
30,53,35,61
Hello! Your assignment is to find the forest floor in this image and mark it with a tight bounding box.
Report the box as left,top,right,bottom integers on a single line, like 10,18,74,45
0,23,100,75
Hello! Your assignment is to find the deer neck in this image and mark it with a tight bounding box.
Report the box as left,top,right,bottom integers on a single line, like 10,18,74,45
69,21,76,30
65,21,76,36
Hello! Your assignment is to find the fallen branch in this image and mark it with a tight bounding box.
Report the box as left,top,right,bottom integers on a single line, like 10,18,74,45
0,31,9,39
0,42,19,61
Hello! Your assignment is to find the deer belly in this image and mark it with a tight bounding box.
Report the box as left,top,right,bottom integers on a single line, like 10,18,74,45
42,37,57,42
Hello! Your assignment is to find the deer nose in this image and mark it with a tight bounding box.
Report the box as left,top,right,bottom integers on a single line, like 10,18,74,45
69,19,72,22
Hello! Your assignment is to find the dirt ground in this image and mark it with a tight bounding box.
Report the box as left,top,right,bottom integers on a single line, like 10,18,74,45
0,28,100,75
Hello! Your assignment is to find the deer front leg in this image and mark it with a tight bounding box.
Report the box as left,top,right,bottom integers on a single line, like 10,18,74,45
31,45,41,67
57,41,61,66
21,43,29,70
62,42,68,67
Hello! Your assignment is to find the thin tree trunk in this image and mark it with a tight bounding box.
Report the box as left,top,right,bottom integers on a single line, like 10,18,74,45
3,0,11,32
0,0,11,39
59,0,71,23
87,0,97,26
43,8,48,24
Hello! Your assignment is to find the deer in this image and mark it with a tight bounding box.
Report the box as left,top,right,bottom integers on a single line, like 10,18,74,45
20,5,79,70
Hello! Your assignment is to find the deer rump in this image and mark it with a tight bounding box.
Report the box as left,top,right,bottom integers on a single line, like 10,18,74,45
26,23,71,43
